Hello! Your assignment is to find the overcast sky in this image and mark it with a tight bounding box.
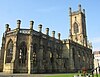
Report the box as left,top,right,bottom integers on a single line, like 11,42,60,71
0,0,100,51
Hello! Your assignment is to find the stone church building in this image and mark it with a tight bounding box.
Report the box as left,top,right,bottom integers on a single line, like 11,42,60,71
0,5,93,74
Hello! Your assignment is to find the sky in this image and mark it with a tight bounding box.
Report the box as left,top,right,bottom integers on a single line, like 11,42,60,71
0,0,100,51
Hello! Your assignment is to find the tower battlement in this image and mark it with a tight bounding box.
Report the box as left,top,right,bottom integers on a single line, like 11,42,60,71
69,4,88,47
69,4,85,16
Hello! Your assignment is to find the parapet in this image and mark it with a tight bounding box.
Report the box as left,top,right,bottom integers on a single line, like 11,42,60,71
69,4,85,16
4,20,61,40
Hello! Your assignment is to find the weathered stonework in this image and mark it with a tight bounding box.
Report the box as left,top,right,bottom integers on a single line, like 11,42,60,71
0,4,93,73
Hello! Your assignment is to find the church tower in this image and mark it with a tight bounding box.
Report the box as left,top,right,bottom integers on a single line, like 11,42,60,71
69,4,87,47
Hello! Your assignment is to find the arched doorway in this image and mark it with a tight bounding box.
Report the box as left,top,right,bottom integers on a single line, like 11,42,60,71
6,39,13,63
18,41,28,73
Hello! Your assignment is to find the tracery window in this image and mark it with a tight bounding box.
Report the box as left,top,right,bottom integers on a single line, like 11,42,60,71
6,39,13,63
33,52,36,66
19,42,27,65
74,22,79,34
33,43,37,66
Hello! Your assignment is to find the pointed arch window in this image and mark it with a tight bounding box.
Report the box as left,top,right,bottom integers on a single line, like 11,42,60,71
72,48,75,62
72,47,77,69
19,42,27,65
6,39,13,63
74,22,79,34
33,43,37,66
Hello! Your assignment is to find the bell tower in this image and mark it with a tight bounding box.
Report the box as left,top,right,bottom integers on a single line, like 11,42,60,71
69,4,87,47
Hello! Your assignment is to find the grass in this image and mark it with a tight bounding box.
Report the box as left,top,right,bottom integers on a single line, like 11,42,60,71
45,73,100,77
45,74,77,77
94,74,100,77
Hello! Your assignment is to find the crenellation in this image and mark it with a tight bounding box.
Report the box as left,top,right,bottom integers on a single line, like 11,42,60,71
5,20,61,39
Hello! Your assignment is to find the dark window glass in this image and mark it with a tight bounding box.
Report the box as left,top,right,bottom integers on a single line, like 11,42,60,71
74,22,79,34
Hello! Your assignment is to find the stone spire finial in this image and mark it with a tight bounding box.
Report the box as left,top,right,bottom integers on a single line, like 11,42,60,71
83,9,85,14
58,33,61,40
5,24,9,31
78,4,81,12
38,24,42,32
46,28,49,35
17,20,21,29
30,20,34,29
52,31,55,38
69,7,72,15
3,33,5,38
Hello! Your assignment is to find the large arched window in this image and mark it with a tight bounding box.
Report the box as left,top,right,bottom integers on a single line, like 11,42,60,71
72,48,75,63
19,42,27,65
74,22,79,34
72,47,77,69
33,43,37,66
82,51,85,62
6,39,13,63
33,43,37,53
50,51,53,64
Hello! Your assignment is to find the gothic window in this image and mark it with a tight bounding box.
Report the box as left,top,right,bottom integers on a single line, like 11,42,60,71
33,43,37,66
6,39,13,63
78,51,82,68
82,51,85,62
74,22,79,34
72,48,75,62
33,52,36,66
72,48,76,68
19,42,27,65
50,52,53,64
56,48,61,58
33,43,37,53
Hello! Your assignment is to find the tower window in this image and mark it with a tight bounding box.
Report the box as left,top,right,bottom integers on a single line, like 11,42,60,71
74,22,79,34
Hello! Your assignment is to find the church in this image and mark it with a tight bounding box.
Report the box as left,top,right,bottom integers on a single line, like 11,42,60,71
0,4,93,74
